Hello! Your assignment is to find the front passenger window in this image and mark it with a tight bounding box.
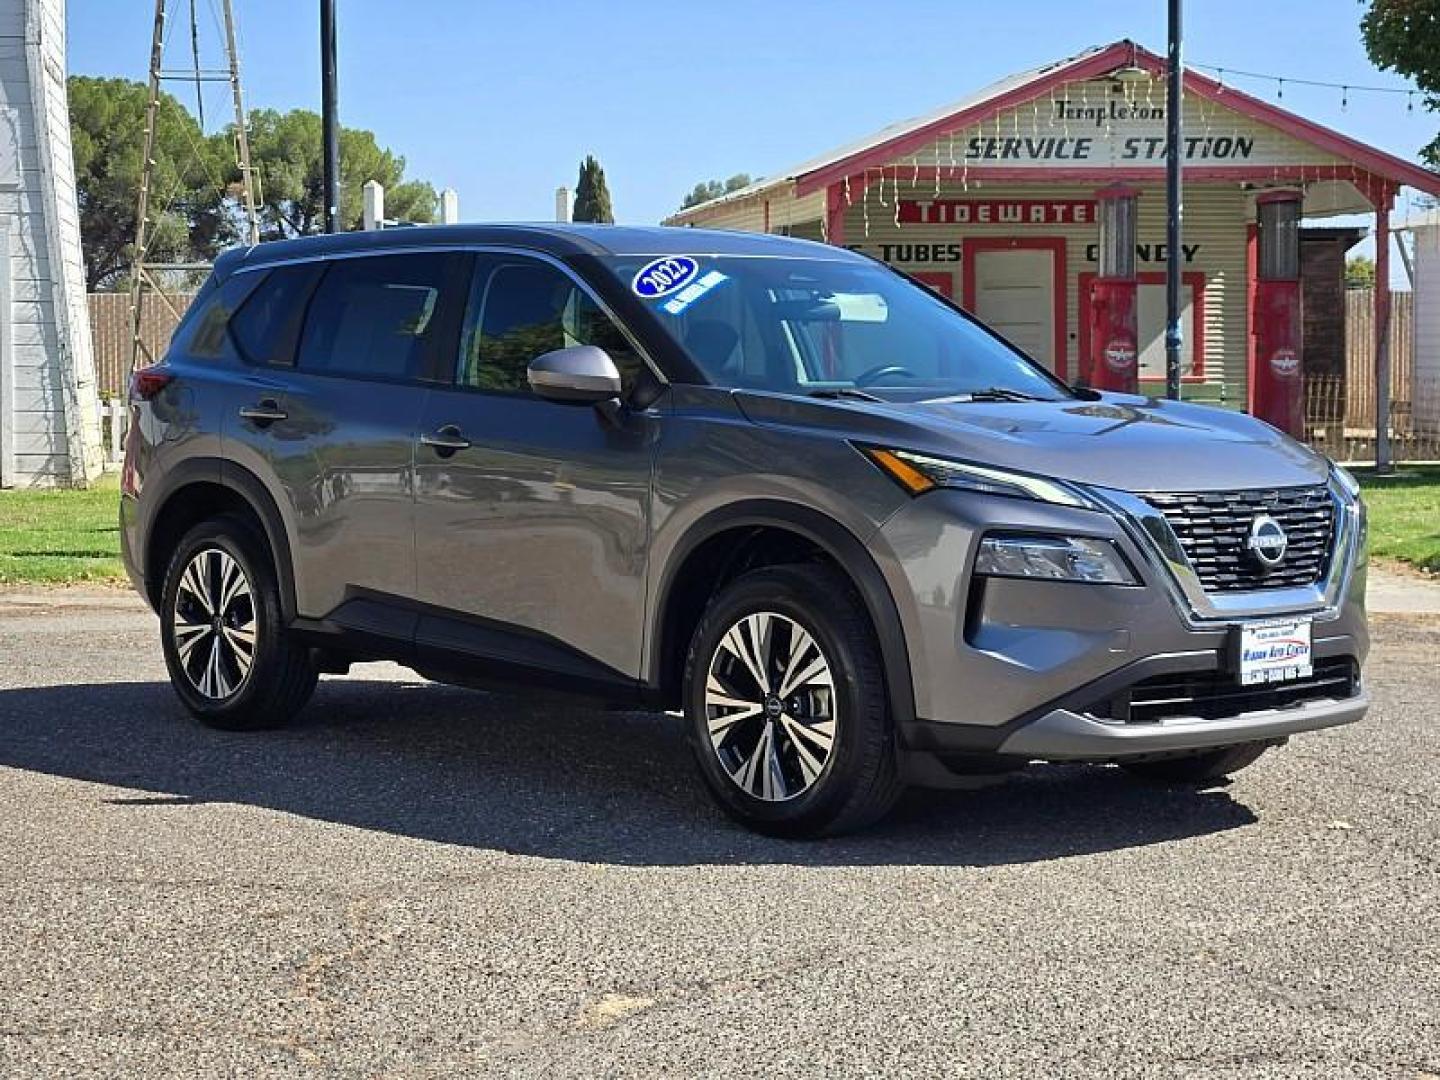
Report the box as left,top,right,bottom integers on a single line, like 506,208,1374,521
461,258,645,394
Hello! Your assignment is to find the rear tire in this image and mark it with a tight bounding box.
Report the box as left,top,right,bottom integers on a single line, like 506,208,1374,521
683,564,903,838
159,514,317,731
1119,741,1271,784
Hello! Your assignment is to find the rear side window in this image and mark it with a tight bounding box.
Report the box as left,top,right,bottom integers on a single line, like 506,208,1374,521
296,253,468,382
460,257,645,394
169,271,265,360
229,264,322,367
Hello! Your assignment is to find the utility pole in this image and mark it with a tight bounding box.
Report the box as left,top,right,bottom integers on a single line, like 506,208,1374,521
320,0,340,233
1164,0,1184,401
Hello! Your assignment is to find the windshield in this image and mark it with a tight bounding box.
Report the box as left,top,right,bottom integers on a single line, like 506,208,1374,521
601,254,1070,401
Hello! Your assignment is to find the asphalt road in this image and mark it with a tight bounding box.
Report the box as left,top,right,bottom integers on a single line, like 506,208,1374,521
1,592,1437,1078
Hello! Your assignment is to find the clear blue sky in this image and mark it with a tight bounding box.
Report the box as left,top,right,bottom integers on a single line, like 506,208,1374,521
67,0,1436,232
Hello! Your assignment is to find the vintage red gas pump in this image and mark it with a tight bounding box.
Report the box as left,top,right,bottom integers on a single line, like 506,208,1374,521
1250,190,1304,436
1082,185,1139,392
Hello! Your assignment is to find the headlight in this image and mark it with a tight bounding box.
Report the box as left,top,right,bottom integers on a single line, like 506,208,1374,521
863,447,1095,509
975,534,1138,585
1331,462,1362,502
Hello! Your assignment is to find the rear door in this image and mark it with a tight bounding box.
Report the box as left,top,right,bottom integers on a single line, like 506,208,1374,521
412,253,658,682
226,251,469,619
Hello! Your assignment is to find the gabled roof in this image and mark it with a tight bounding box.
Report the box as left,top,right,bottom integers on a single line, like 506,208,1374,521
669,40,1440,221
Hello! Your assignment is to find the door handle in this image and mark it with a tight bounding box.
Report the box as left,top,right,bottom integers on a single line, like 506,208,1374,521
238,399,287,425
420,425,471,455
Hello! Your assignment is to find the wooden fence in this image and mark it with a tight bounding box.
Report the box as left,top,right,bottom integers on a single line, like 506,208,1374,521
88,291,195,396
1307,289,1439,462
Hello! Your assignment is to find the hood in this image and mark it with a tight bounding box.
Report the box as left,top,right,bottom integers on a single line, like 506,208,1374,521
731,391,1331,493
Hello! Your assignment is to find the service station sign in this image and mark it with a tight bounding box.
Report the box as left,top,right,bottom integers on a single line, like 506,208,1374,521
915,80,1307,171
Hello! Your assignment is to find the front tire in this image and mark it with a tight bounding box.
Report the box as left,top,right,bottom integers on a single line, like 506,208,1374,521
683,564,903,838
1119,741,1271,784
159,514,317,731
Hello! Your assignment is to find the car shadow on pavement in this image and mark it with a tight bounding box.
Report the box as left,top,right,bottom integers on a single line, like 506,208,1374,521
0,676,1258,866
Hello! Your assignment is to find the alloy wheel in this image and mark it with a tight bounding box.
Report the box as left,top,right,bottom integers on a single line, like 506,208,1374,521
704,611,837,802
171,547,258,700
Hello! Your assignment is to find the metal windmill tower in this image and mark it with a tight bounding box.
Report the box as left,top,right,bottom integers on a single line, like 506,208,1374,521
130,0,260,371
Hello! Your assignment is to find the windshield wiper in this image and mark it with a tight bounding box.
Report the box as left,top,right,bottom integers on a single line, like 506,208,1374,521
956,387,1055,403
807,387,885,403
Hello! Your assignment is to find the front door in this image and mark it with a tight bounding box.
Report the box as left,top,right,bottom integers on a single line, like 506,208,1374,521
963,239,1065,376
412,254,658,683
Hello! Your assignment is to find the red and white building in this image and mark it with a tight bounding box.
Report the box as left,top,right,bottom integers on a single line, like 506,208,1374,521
666,40,1440,428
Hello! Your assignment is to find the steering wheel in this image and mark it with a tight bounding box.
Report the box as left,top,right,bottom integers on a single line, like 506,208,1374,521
853,363,918,388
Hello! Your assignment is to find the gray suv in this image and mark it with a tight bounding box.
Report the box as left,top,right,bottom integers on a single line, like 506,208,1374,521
121,225,1368,837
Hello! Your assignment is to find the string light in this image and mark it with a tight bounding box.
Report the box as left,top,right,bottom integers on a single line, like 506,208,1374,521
1194,60,1418,98
862,170,871,237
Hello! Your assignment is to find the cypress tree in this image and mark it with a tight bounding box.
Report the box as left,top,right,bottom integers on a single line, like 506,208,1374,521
572,155,615,224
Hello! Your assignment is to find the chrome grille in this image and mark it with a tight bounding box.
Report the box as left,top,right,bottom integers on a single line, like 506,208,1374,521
1143,485,1335,592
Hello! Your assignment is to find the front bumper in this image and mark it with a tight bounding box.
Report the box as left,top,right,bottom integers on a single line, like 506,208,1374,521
870,485,1369,762
999,690,1366,760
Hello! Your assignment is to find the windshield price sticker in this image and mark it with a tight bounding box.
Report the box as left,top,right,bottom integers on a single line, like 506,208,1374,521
1237,618,1313,686
633,256,701,299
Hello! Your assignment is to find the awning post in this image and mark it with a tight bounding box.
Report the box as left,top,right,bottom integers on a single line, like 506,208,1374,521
1374,182,1394,474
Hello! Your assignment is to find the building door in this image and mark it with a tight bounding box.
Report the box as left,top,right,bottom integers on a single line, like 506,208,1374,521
962,238,1066,376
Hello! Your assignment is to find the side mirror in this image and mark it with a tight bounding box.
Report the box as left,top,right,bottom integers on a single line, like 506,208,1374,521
527,345,623,404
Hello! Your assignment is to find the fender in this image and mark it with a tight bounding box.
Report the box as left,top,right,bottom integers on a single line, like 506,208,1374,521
648,499,916,727
138,456,300,622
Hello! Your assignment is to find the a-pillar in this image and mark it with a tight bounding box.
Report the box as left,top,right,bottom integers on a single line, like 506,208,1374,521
1250,189,1305,437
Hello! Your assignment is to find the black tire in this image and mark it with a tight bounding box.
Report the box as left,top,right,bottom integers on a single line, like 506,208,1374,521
683,564,903,838
1119,741,1271,784
158,513,317,731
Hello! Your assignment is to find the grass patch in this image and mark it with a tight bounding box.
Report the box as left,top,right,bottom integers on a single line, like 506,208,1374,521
0,473,126,585
1355,465,1440,575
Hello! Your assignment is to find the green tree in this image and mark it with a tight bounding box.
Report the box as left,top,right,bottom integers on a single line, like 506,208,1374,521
69,76,235,290
1361,0,1440,166
680,173,753,210
245,108,438,238
572,155,614,223
1346,254,1377,288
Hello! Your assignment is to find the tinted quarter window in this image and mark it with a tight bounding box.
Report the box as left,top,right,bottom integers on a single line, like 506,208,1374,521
297,253,467,382
175,271,266,360
462,258,645,394
229,264,322,367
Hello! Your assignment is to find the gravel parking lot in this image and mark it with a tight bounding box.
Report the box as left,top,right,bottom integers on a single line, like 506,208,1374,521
1,592,1437,1078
